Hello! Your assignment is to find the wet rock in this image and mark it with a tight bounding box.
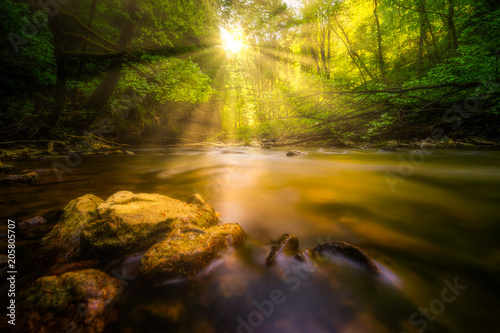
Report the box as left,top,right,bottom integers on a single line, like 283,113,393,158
378,146,397,152
17,269,121,333
266,234,300,266
43,208,65,223
294,248,316,263
286,150,307,157
80,191,219,256
139,223,246,282
387,140,398,146
42,194,104,260
360,142,376,149
313,241,379,274
19,168,53,175
18,216,53,239
420,141,436,148
0,161,15,173
125,151,135,155
1,172,40,184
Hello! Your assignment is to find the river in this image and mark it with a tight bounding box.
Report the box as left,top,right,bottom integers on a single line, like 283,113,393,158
2,147,500,332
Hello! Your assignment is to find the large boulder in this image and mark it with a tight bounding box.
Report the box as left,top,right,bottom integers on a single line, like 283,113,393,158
42,194,103,260
16,269,121,333
139,223,246,283
80,191,219,256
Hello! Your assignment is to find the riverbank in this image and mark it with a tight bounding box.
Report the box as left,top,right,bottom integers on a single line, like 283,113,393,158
2,137,499,185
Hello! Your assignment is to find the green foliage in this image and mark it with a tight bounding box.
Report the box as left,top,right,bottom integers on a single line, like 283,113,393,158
2,0,499,142
120,56,212,104
362,112,396,139
236,126,254,143
0,0,56,88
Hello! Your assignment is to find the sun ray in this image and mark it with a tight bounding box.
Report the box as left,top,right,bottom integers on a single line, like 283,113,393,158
220,28,246,54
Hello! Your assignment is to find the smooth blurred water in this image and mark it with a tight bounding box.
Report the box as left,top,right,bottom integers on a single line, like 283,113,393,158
2,147,500,332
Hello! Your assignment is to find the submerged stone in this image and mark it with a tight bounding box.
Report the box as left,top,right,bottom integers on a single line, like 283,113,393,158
0,162,14,173
17,269,121,333
314,241,379,274
19,216,52,239
266,234,300,266
378,146,398,152
139,223,246,282
1,172,40,184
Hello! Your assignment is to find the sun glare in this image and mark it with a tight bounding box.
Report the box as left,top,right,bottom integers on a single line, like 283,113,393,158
221,28,246,54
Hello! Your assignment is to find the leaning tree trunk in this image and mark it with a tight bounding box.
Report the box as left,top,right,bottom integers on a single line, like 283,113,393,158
80,0,138,130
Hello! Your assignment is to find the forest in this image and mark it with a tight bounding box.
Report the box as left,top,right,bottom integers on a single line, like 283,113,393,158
1,0,499,147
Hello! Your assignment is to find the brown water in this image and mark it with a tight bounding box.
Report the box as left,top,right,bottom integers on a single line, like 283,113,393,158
2,147,500,332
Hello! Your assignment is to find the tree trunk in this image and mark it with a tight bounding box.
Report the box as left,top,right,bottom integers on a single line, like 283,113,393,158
327,26,331,79
447,0,458,51
80,0,138,130
420,0,440,63
76,0,99,80
334,18,378,82
417,1,427,73
45,14,67,128
374,0,386,80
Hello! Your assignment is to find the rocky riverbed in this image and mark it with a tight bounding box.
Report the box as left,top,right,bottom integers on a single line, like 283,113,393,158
3,191,386,332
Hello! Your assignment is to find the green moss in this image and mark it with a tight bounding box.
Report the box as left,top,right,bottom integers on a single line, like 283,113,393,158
80,191,220,256
18,269,121,333
42,194,103,260
140,223,246,282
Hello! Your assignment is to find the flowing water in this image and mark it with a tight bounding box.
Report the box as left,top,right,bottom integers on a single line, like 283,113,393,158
2,147,500,332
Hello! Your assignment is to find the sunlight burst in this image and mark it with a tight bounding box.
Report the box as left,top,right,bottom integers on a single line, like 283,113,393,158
220,28,246,54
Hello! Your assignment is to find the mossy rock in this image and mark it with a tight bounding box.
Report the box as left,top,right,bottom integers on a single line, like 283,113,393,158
80,191,219,256
139,223,246,283
42,194,103,260
17,269,121,333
